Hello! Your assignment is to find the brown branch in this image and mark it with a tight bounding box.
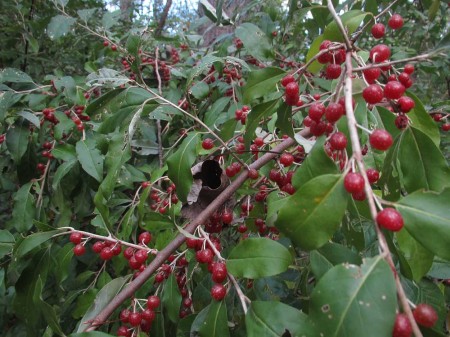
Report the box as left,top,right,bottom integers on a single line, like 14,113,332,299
154,0,173,37
84,128,309,331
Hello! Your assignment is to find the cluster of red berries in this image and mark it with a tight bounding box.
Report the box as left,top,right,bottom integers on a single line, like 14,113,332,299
65,105,90,131
303,98,350,136
393,303,438,337
235,105,250,124
41,107,59,125
222,65,242,84
317,39,346,81
148,183,178,214
116,295,160,336
343,168,379,201
431,112,450,132
371,13,404,40
170,48,180,64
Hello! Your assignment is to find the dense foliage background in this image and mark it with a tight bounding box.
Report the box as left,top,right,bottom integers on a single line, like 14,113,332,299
1,1,449,337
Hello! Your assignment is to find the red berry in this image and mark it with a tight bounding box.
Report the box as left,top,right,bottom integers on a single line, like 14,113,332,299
280,153,294,167
397,96,415,113
363,84,384,104
325,103,344,123
123,247,134,259
388,14,404,30
254,137,264,147
69,232,83,244
141,308,156,322
318,40,332,64
147,295,161,309
73,244,86,256
120,309,131,323
366,168,380,184
403,64,414,74
363,67,381,84
370,129,393,151
111,44,117,51
100,247,114,260
309,103,326,122
202,138,214,150
139,231,152,244
211,283,227,301
344,172,365,194
196,248,214,264
221,210,233,224
370,44,391,63
325,64,342,79
247,168,259,179
398,73,411,87
128,312,142,327
352,190,366,201
237,224,248,233
371,23,385,39
103,40,109,47
285,81,299,97
117,326,130,337
392,313,412,337
135,249,148,263
385,81,405,100
212,262,228,283
329,132,348,150
376,208,404,231
395,115,409,130
281,74,295,87
92,241,105,253
413,303,438,328
442,123,450,132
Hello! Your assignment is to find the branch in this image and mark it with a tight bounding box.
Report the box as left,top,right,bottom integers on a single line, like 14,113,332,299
154,0,173,37
327,0,352,50
84,128,309,331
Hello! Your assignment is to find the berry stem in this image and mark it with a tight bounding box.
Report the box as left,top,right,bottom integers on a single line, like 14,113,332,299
352,53,435,72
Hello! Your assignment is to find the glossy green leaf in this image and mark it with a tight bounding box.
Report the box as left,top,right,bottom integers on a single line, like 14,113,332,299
309,256,397,337
244,99,280,147
198,300,230,337
397,188,450,260
190,81,210,99
275,101,295,139
52,160,78,191
14,230,62,258
242,67,285,104
323,10,369,42
246,301,316,337
17,110,40,128
396,127,450,193
11,182,36,232
276,174,348,250
162,273,182,323
227,238,292,278
86,68,130,88
77,276,130,332
167,132,200,203
6,123,29,162
406,92,440,147
310,242,363,280
306,35,326,73
236,23,274,61
396,229,434,281
33,276,64,336
0,230,15,259
292,137,338,189
0,68,34,83
76,139,104,182
47,15,76,40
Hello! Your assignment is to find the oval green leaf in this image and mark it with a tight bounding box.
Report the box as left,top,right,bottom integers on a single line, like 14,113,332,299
397,188,450,261
14,230,63,258
198,300,230,337
227,238,292,279
246,301,316,337
162,273,182,323
242,67,285,104
275,174,348,250
309,256,397,337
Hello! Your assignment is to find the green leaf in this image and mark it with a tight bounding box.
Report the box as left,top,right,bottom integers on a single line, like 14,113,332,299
86,68,130,88
396,127,450,193
406,92,440,147
126,34,140,57
0,230,15,259
397,188,450,261
167,133,199,203
244,99,280,148
52,144,77,161
47,15,76,40
198,300,230,337
235,23,274,61
6,123,29,162
17,110,40,128
77,276,131,333
162,273,182,323
227,238,292,278
306,35,326,73
53,76,83,104
242,67,285,104
33,276,64,336
76,139,104,182
310,242,363,280
190,82,210,99
292,137,338,189
11,182,36,232
396,229,434,281
52,160,78,191
276,174,349,250
68,333,116,337
309,256,397,337
0,68,34,83
246,301,316,337
428,0,440,21
275,101,295,139
14,230,62,258
77,8,97,22
323,10,369,42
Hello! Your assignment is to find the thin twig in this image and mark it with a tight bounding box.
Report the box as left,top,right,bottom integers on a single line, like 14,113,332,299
327,0,352,50
352,53,435,72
